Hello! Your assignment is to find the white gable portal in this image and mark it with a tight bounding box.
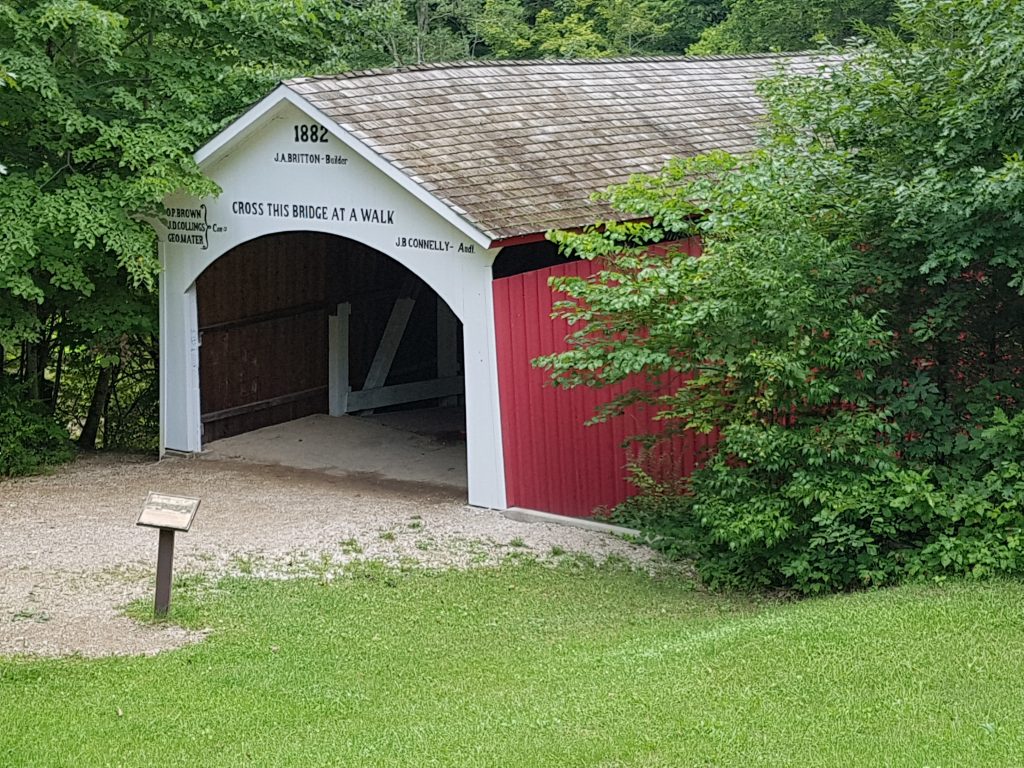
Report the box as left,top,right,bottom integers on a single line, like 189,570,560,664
158,92,507,509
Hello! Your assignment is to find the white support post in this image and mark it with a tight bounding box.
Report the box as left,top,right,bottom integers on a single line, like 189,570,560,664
363,295,415,391
158,244,168,458
462,261,507,510
184,286,203,452
328,302,351,416
437,298,460,406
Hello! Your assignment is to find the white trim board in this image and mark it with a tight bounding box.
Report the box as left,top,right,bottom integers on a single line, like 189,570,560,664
502,507,640,537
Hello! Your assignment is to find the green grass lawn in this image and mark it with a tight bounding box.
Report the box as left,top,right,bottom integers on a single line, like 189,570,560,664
3,560,1024,767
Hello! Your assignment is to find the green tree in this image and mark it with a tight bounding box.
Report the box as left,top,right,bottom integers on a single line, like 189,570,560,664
357,0,484,64
0,63,12,177
690,0,895,54
525,0,724,56
532,0,612,57
658,0,727,53
542,0,1024,592
0,0,372,450
471,0,533,58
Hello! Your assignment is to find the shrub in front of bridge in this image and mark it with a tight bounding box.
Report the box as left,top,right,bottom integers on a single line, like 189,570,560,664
542,0,1024,593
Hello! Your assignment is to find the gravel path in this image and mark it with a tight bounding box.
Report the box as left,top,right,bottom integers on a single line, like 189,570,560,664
0,454,657,658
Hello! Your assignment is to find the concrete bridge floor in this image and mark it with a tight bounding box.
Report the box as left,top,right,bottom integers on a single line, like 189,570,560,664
200,407,467,492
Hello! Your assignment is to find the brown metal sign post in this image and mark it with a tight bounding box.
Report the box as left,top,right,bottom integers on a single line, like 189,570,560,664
137,493,201,618
154,529,176,616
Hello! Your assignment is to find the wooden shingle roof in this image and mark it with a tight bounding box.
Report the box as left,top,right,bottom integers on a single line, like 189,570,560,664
285,55,822,243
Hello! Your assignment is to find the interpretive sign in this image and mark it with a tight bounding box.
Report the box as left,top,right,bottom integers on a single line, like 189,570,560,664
137,493,200,617
137,492,201,531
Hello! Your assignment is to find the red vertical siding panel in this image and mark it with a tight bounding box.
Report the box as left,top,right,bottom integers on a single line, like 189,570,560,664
522,268,542,511
493,277,517,505
508,274,531,507
565,262,584,514
584,397,597,514
497,266,522,506
519,270,545,509
608,383,625,506
493,242,719,517
536,269,562,514
580,372,597,516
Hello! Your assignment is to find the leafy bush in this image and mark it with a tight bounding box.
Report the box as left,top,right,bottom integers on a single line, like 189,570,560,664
617,409,1024,594
0,379,74,477
549,0,1024,593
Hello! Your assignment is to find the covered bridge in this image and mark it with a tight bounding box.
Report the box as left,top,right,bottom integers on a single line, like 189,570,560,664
158,54,817,516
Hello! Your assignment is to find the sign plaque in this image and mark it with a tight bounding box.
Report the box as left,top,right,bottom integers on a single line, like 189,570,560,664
137,492,201,617
137,492,200,532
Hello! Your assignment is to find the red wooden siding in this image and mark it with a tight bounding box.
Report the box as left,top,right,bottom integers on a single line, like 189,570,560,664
493,240,715,517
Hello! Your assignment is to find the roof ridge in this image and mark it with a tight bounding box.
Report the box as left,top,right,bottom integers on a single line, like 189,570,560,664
285,52,818,85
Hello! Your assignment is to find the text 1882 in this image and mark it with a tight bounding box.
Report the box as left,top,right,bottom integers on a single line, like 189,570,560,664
294,124,329,143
